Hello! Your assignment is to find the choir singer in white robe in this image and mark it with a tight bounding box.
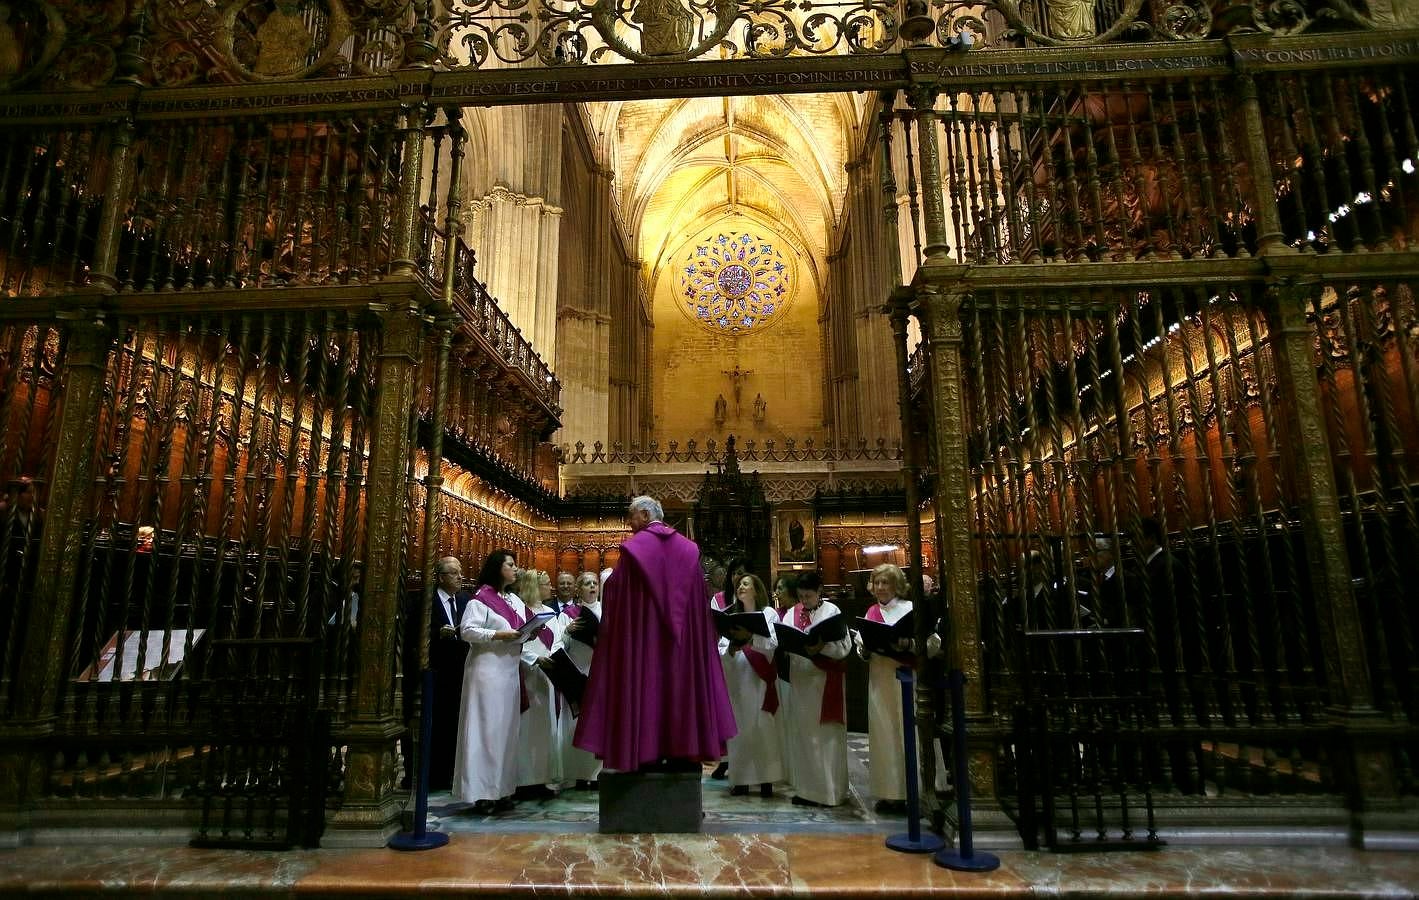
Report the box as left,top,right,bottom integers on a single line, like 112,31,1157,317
780,571,851,807
723,573,784,797
855,562,916,814
513,569,563,799
557,570,603,789
453,549,527,814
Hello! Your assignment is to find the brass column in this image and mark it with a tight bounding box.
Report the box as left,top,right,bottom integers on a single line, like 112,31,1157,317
88,121,136,292
908,86,950,263
920,282,994,805
0,312,112,820
389,102,429,280
1263,274,1397,815
889,290,940,818
330,303,425,842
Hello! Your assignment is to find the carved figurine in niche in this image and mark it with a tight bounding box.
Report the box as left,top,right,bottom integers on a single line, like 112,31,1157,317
752,392,766,425
253,0,315,76
714,393,727,427
632,0,693,57
1377,0,1419,28
1046,0,1097,39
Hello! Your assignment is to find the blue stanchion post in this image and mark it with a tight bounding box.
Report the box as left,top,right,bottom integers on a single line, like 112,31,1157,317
885,665,946,853
389,668,450,850
933,669,999,872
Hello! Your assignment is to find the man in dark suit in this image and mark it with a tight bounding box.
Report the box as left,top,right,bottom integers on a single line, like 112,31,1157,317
1090,536,1124,629
429,556,470,792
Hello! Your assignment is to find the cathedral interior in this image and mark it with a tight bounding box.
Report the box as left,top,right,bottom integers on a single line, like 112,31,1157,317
1,0,1418,894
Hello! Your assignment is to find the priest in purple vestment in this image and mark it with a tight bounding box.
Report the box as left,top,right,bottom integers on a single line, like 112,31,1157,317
574,495,737,772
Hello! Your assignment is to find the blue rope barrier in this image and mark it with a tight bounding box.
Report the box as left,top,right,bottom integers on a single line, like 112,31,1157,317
389,668,450,851
886,665,945,853
933,669,999,872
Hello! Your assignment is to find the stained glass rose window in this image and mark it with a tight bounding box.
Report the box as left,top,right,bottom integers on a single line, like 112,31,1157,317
680,232,791,334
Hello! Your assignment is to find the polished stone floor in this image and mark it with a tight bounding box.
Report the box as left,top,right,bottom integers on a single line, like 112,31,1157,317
431,733,889,835
2,838,1417,897
5,732,1417,897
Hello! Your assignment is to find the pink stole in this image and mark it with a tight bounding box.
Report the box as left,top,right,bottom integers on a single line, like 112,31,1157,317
794,603,845,726
867,601,917,667
475,584,529,713
711,591,730,612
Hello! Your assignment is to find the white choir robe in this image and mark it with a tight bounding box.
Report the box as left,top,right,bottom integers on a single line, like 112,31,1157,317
557,599,602,783
517,603,565,790
453,590,527,803
712,592,732,768
723,608,784,788
782,600,852,806
861,596,914,801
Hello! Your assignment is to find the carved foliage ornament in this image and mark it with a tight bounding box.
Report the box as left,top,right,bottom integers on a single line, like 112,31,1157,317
438,0,900,68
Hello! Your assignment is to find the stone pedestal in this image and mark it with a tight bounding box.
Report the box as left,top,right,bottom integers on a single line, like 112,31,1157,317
598,768,703,833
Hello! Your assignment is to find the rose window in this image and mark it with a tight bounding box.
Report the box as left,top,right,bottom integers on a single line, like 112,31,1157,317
680,232,791,334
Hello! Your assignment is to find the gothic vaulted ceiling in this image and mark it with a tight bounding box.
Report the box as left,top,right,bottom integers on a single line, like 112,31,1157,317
586,93,865,281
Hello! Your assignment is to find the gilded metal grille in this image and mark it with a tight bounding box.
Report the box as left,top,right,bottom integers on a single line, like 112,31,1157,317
1263,69,1419,253
49,310,379,802
0,320,66,713
899,77,1259,266
114,117,403,293
0,128,108,297
1307,278,1419,721
962,284,1336,797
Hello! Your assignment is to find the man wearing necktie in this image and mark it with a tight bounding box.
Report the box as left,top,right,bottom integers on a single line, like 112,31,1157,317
429,557,471,791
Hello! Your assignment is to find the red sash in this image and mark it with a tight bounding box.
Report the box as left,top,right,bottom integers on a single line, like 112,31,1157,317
793,603,845,725
742,646,779,714
475,585,529,713
712,591,730,612
813,657,847,725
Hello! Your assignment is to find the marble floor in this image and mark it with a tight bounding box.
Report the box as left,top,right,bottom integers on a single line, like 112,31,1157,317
1,838,1416,897
431,733,890,835
5,733,1417,897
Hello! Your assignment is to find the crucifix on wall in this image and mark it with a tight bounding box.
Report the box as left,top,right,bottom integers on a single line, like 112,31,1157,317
722,364,754,416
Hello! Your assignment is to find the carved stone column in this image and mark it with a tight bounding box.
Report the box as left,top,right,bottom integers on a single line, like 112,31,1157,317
0,311,112,830
919,278,996,808
327,303,424,844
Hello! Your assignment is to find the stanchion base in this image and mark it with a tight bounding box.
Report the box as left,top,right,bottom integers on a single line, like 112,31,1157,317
933,848,1000,872
388,830,450,851
886,832,946,853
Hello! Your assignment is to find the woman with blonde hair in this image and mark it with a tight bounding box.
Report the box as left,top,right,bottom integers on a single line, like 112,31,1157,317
512,568,563,799
854,562,916,814
557,570,603,788
722,572,784,797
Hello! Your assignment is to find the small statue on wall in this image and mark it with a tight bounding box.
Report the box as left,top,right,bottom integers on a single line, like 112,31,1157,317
254,0,315,76
1046,0,1097,39
752,392,766,425
714,393,727,427
632,0,693,57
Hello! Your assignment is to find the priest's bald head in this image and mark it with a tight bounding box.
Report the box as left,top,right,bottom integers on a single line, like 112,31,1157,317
627,495,664,531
